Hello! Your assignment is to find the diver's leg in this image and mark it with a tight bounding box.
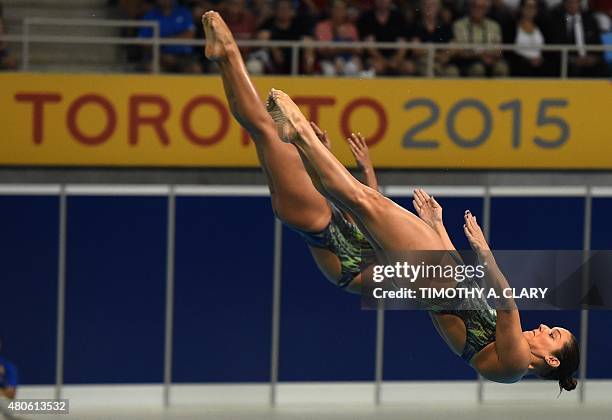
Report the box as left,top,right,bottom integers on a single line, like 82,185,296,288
203,11,330,232
268,89,443,252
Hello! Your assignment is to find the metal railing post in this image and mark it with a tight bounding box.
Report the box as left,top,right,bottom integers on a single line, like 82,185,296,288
55,184,67,400
477,185,492,404
373,185,387,405
269,218,283,406
290,44,299,76
152,22,161,74
579,186,592,403
426,43,435,77
163,185,176,407
561,48,568,79
22,18,30,71
374,303,385,405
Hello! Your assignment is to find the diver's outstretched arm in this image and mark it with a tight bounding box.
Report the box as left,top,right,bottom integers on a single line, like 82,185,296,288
464,211,530,381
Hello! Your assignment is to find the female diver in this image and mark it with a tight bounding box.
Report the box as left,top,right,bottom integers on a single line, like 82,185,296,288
201,11,378,293
202,11,579,392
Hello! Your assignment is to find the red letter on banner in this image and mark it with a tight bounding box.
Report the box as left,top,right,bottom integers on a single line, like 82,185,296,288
293,96,336,126
181,96,229,146
67,94,117,146
340,98,387,146
129,95,171,146
14,93,62,145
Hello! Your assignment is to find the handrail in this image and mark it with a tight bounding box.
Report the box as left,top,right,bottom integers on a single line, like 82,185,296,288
3,33,611,51
23,17,160,27
1,17,609,77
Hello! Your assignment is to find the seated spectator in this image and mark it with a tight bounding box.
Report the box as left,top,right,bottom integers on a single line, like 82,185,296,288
508,0,549,75
452,0,510,77
0,3,17,71
591,0,611,32
314,0,362,75
411,0,459,76
489,0,516,42
220,0,256,42
116,0,154,63
254,0,311,74
543,0,608,76
358,0,416,76
118,0,153,20
0,340,17,400
138,0,201,73
251,0,274,28
440,0,463,24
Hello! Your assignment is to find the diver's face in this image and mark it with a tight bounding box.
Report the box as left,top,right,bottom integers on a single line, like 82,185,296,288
523,324,572,366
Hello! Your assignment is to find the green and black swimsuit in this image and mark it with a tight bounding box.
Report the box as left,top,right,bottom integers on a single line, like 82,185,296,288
288,204,376,288
423,257,497,363
434,290,498,363
291,207,497,363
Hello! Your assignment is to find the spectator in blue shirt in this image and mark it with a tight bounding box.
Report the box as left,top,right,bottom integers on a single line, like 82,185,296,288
138,0,201,73
0,340,17,400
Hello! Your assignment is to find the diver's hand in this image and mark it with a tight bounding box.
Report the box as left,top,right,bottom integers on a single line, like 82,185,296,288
310,121,331,150
463,210,490,256
412,188,442,229
347,132,373,171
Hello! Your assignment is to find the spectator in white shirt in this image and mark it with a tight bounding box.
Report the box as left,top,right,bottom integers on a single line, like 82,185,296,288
509,0,549,75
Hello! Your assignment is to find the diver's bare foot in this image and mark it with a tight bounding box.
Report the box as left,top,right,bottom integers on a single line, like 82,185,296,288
266,88,315,144
202,11,235,61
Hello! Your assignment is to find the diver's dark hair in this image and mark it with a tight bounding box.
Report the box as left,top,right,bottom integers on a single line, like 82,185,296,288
539,334,579,392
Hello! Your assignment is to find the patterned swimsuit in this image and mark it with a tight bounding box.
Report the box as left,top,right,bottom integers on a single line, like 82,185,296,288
433,286,498,363
288,204,376,288
291,206,497,361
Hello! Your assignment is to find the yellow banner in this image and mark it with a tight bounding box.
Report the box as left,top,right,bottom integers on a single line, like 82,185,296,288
1,73,610,168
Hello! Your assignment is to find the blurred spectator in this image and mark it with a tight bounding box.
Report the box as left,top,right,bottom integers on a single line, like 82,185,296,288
452,0,510,76
115,0,154,63
0,3,17,71
314,0,362,75
411,0,459,76
252,0,275,28
502,0,521,9
302,0,327,16
489,0,516,41
118,0,153,19
220,0,256,41
0,340,17,400
358,0,415,76
591,0,611,31
254,0,311,74
508,0,548,75
543,0,607,76
138,0,201,73
440,0,464,23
